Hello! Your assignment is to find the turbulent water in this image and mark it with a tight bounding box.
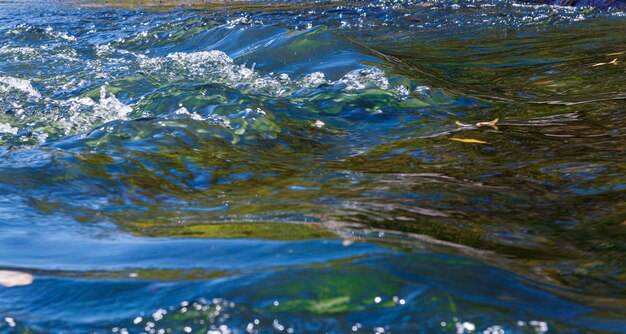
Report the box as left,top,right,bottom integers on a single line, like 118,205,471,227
0,0,625,332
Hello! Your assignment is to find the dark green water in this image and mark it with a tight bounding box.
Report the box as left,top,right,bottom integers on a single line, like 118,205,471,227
0,0,624,332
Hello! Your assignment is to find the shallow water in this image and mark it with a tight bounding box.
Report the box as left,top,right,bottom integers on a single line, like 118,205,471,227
0,0,625,333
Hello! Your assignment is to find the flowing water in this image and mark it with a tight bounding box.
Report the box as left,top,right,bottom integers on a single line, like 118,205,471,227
0,0,625,332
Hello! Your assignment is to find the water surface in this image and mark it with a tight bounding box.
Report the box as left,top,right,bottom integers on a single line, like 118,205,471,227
0,0,625,332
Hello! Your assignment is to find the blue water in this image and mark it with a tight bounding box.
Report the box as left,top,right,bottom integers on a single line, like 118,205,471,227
0,0,625,332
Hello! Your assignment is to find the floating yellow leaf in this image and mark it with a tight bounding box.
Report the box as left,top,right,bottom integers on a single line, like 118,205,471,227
592,58,619,67
476,118,499,127
455,121,473,128
0,270,33,287
450,137,487,144
455,118,499,129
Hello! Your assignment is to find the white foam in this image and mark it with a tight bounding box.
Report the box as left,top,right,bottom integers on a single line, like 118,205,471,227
174,106,203,121
167,50,234,66
44,26,77,42
0,123,18,135
0,76,41,98
337,68,389,90
63,86,133,133
146,50,398,98
164,50,256,85
299,71,327,87
96,86,132,119
225,16,253,29
0,46,36,56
